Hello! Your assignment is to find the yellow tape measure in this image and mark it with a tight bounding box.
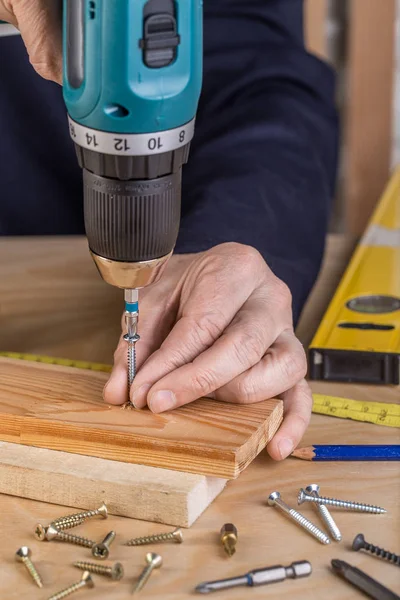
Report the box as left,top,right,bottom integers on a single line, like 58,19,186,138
0,351,112,373
312,393,400,428
1,351,399,428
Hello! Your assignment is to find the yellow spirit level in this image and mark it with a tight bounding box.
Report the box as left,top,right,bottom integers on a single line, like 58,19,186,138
309,168,400,384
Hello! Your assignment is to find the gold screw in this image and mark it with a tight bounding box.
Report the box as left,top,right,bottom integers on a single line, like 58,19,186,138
52,516,86,530
92,531,116,560
48,570,94,600
52,503,108,527
15,546,43,588
35,524,95,548
220,523,238,557
132,552,162,594
125,528,183,546
73,561,124,581
35,517,86,537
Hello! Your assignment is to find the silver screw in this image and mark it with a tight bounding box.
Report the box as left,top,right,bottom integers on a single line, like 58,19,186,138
52,503,108,527
48,570,94,600
123,333,140,409
268,491,331,544
35,524,95,548
15,546,43,588
73,561,124,580
92,531,116,560
132,552,162,594
305,484,342,542
298,488,387,514
125,528,183,546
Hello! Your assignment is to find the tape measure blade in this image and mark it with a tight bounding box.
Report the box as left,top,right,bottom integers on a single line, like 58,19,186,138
0,351,112,373
312,393,400,428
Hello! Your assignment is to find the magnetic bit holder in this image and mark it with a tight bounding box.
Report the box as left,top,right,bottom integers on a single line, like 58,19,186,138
195,561,312,593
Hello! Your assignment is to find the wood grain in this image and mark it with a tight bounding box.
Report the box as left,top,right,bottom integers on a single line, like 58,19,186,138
0,358,282,479
0,235,399,599
0,442,227,527
344,0,395,234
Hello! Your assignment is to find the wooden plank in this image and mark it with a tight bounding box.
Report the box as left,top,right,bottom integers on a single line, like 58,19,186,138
0,358,283,479
344,0,395,234
0,442,227,527
304,0,328,59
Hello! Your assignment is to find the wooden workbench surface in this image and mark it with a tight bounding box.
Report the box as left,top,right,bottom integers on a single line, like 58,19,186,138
0,235,399,600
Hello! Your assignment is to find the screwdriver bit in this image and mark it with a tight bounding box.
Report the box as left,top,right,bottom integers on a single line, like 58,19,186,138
195,560,312,593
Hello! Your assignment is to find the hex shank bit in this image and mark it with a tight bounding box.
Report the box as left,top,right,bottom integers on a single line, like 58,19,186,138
195,561,312,593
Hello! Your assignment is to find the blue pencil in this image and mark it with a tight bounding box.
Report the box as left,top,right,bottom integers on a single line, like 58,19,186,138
291,445,400,461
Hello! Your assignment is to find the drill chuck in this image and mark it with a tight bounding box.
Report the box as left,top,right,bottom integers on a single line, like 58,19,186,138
83,168,181,288
74,139,188,289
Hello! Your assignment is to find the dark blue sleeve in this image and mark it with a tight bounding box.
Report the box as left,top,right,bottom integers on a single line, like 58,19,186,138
177,0,339,323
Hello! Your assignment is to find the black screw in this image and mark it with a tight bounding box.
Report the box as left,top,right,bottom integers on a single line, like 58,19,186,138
352,533,400,566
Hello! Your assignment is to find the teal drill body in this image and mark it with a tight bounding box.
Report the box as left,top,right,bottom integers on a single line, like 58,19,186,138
63,0,202,134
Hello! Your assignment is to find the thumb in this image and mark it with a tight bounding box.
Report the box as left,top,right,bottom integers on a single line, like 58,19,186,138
267,379,312,460
13,0,62,83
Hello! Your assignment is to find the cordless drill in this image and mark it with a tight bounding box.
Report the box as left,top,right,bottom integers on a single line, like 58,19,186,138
62,0,202,398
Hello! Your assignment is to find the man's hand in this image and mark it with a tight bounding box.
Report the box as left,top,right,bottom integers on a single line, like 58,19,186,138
104,243,312,460
0,0,62,83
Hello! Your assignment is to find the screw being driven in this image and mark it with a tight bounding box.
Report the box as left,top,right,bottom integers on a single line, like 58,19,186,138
123,333,140,408
125,528,183,546
52,503,108,528
74,561,124,580
15,546,43,589
305,484,342,542
298,488,387,514
48,570,94,600
352,533,400,566
123,290,140,409
92,531,116,560
132,553,162,594
35,524,95,548
268,491,330,545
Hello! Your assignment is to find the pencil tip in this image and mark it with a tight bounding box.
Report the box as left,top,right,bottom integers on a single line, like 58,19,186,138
290,446,314,460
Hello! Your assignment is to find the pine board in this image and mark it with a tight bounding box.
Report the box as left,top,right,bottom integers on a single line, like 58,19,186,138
0,358,283,479
0,442,227,527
